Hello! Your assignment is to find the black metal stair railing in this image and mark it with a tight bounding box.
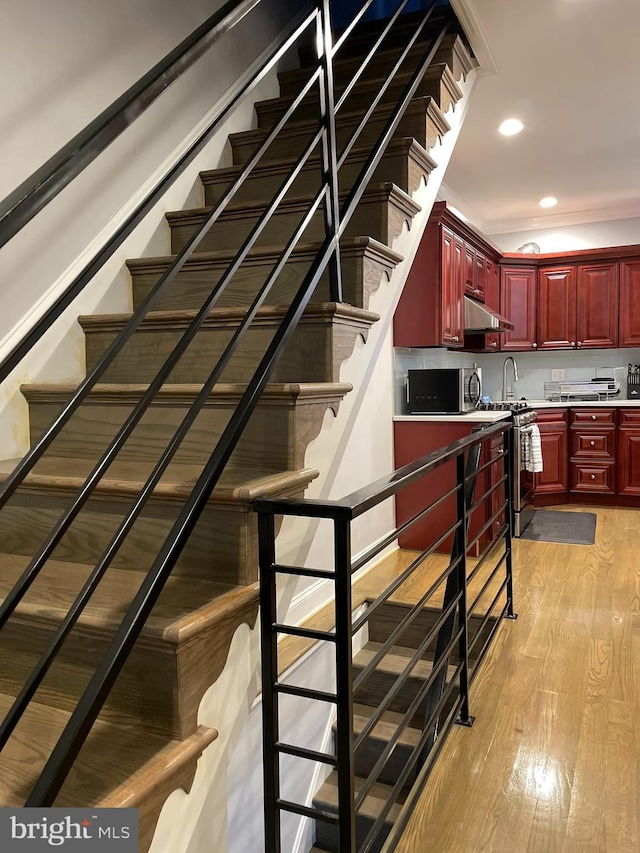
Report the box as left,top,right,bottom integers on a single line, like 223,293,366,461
0,0,455,809
256,422,517,852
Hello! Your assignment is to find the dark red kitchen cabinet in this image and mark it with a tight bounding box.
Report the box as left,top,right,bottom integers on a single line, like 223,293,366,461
483,259,500,352
500,266,537,351
576,263,618,349
619,259,640,348
534,410,569,497
618,410,640,495
464,243,475,296
537,266,577,349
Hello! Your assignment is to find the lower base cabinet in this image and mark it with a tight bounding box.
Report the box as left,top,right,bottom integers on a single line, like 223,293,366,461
534,407,640,504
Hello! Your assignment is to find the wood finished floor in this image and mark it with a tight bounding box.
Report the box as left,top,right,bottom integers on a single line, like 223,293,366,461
393,505,640,853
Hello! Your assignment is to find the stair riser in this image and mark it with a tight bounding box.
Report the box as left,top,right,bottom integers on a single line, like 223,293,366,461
353,669,458,727
130,250,388,312
0,598,257,741
28,397,333,474
367,603,498,663
0,491,268,584
169,193,408,254
83,316,371,385
203,141,429,208
313,808,393,853
276,68,456,113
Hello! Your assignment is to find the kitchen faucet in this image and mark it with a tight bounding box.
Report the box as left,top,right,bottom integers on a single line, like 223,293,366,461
502,356,519,400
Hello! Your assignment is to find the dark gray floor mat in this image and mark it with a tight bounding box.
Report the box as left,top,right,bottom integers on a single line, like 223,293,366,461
520,510,597,545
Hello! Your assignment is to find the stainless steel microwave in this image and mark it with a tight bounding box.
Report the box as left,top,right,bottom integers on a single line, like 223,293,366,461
406,367,482,414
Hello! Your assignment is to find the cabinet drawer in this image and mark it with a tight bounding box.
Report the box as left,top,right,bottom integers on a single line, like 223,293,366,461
571,408,616,426
570,461,615,494
619,409,640,427
535,408,568,425
570,428,615,459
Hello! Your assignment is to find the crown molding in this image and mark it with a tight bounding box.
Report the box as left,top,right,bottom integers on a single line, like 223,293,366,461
483,201,640,236
436,182,486,231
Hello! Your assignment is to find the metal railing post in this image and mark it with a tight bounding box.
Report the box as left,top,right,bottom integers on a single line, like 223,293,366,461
503,426,518,620
334,514,355,851
455,451,473,727
317,0,343,302
259,510,281,853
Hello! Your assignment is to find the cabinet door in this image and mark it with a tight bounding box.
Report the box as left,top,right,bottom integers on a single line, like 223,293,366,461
443,234,464,347
484,260,500,351
619,260,640,347
500,267,537,351
534,424,568,494
464,244,476,296
537,266,577,349
577,263,618,349
618,428,640,495
473,252,486,301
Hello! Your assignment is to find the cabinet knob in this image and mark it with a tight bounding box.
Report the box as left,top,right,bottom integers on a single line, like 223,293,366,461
590,474,596,480
570,341,576,347
577,341,582,347
474,288,480,294
532,343,538,349
591,415,596,420
491,342,497,348
590,440,595,446
453,335,460,342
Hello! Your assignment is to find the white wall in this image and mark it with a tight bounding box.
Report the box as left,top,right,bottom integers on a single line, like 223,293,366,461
489,216,640,254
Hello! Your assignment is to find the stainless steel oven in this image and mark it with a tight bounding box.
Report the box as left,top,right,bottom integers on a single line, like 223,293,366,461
512,409,537,536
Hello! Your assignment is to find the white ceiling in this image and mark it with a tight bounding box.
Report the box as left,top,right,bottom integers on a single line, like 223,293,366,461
442,0,640,235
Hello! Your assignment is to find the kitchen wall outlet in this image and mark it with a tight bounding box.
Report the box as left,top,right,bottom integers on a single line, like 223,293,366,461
551,368,565,381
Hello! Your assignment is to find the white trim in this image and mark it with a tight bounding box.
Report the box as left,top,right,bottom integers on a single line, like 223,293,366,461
484,201,640,235
437,181,487,232
450,0,497,76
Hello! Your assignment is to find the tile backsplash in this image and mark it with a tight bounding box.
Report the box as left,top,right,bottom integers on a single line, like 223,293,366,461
394,346,640,411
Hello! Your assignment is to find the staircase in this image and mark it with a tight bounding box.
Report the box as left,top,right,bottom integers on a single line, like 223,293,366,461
0,6,476,852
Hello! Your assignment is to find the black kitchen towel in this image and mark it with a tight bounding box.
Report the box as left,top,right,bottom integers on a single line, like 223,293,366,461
520,510,596,545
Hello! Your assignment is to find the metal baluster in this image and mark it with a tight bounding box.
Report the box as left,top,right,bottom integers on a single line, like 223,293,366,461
503,426,518,620
455,452,474,727
317,0,343,302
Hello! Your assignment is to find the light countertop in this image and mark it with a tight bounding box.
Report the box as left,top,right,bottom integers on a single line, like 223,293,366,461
523,399,640,408
394,411,511,423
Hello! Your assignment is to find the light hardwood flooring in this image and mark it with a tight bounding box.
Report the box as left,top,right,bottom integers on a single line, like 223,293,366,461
393,505,640,853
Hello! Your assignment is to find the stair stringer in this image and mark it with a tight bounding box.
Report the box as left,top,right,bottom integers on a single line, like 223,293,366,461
145,66,478,853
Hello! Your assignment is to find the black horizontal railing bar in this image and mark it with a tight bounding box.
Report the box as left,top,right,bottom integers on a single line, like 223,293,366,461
275,743,337,766
337,16,448,230
274,684,338,704
379,689,464,853
331,0,376,56
272,624,336,642
277,799,339,825
336,3,437,166
354,628,462,812
465,499,507,554
336,422,508,520
334,0,413,114
467,578,508,658
462,451,508,490
0,9,316,387
353,577,459,695
469,601,510,685
465,473,507,521
359,660,463,853
468,559,508,622
351,515,460,634
353,591,461,744
0,21,320,513
0,171,330,744
465,527,507,587
350,478,461,574
27,235,342,805
272,564,337,579
0,143,327,633
0,0,269,250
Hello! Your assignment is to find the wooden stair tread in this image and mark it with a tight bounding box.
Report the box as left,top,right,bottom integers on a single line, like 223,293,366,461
199,136,437,190
163,182,420,226
0,552,257,641
20,381,354,405
352,702,421,748
354,641,443,680
78,301,380,329
126,235,403,273
0,688,217,807
314,770,404,821
0,456,319,501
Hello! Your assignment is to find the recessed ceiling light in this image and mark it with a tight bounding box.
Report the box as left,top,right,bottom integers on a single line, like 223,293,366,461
539,196,558,208
498,118,524,136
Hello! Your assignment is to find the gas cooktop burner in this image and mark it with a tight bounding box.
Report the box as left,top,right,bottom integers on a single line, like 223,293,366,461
478,400,532,412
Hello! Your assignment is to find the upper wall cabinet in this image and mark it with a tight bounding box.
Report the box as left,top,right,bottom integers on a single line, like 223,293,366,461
619,260,640,347
537,265,577,349
577,262,618,349
500,266,537,351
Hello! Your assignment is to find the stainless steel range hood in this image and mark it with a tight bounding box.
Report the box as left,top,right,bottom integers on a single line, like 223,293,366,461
464,296,514,333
